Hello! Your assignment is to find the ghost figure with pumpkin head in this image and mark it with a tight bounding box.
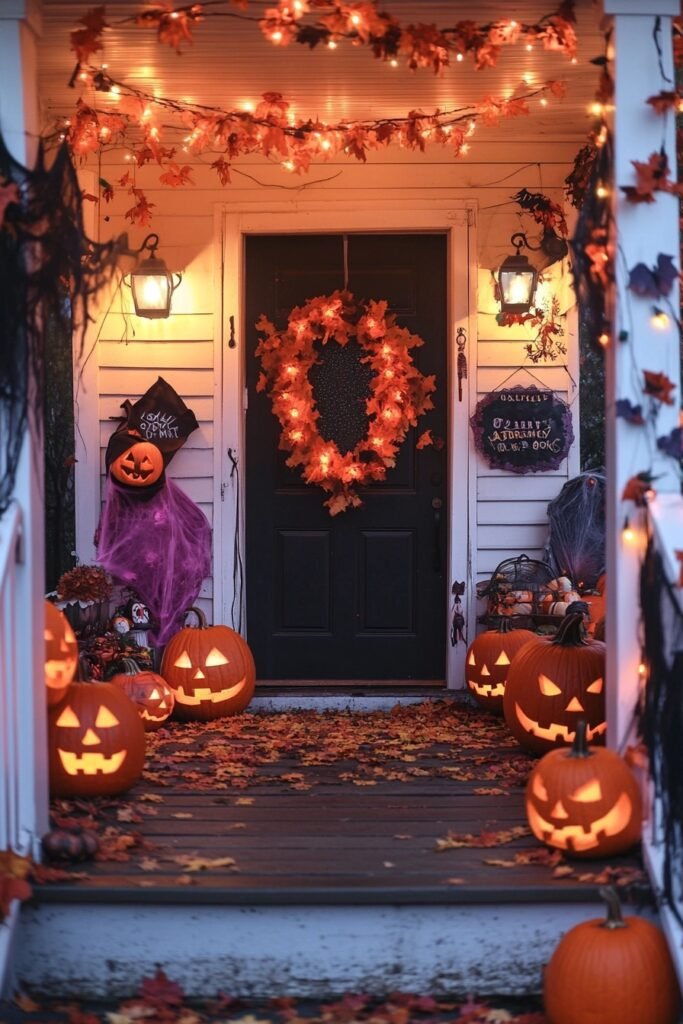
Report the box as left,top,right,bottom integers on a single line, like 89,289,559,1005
96,377,212,645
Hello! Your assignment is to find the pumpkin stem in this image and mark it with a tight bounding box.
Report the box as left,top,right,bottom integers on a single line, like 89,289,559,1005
496,618,513,635
185,606,208,629
599,886,628,929
553,613,588,648
77,655,91,682
568,719,591,759
120,658,141,676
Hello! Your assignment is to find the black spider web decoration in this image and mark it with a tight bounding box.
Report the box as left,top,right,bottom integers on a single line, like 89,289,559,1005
0,135,120,518
638,538,683,922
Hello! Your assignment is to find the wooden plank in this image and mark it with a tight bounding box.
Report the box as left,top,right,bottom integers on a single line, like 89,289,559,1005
477,477,565,502
477,524,547,550
477,500,549,526
97,316,215,345
99,368,214,397
98,341,214,369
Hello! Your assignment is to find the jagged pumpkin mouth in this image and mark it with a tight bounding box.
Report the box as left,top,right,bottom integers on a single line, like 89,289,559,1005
527,792,632,852
173,678,248,706
141,706,170,721
469,680,505,698
514,703,607,744
58,749,127,775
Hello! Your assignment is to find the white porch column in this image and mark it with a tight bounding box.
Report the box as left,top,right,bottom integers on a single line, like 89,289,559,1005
603,0,681,749
0,0,49,854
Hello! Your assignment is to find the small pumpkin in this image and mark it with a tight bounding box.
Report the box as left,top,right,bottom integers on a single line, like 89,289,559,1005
109,440,164,488
42,827,99,862
110,658,175,731
503,614,606,755
465,620,536,713
526,721,642,858
44,600,78,706
544,887,681,1024
48,672,146,797
161,607,256,721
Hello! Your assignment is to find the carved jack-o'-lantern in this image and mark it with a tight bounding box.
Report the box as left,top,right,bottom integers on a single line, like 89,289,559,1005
109,440,164,488
526,721,642,857
44,600,78,707
465,619,537,713
48,680,146,797
161,607,256,721
503,614,606,755
111,658,175,731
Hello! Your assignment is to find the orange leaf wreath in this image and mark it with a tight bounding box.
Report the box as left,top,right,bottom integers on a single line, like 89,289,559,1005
255,290,436,515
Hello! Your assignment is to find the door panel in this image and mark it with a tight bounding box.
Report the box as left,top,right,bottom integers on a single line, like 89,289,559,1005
245,233,448,680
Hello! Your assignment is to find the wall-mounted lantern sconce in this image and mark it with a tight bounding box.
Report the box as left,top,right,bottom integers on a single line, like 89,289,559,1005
130,233,182,319
497,232,539,314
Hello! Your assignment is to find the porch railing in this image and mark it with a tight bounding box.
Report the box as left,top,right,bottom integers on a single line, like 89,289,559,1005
0,502,30,855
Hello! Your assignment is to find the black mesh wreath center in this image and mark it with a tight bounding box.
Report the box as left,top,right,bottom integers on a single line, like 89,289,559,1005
309,339,373,454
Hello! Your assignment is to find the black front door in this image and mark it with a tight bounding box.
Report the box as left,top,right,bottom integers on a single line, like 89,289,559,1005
245,233,448,680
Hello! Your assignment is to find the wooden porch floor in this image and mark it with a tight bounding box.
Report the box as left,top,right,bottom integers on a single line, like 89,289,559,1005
39,699,646,905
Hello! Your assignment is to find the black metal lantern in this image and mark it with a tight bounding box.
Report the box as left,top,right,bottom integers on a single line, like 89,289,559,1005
130,233,182,319
497,233,539,314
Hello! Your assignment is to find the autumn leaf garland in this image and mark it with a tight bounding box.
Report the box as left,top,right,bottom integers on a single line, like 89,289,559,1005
255,291,435,515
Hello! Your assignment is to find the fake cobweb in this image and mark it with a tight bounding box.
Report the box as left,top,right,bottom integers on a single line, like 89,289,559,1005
97,477,212,645
545,472,606,590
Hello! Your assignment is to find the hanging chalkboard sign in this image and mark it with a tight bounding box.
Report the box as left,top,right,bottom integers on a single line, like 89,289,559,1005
470,385,574,474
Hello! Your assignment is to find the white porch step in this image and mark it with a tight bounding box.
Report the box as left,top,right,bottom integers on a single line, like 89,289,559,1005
14,889,609,1000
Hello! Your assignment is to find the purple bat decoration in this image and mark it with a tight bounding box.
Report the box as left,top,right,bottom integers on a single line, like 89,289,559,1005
616,398,645,425
628,253,678,298
657,427,683,459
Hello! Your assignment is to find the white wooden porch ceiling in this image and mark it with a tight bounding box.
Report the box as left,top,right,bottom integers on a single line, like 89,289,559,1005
38,1,606,148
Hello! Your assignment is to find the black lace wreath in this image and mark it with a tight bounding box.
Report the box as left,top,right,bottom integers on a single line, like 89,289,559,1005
0,135,120,517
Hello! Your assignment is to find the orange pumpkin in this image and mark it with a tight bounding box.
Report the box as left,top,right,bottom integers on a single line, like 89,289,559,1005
465,620,536,713
109,440,164,488
44,600,78,706
48,679,146,797
544,887,681,1024
526,721,642,858
503,614,606,755
161,608,256,721
110,658,175,731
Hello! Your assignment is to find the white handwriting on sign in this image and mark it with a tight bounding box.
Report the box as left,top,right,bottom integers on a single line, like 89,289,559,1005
140,411,180,439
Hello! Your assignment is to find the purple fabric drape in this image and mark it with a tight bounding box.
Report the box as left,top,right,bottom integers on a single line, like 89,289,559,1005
97,477,212,645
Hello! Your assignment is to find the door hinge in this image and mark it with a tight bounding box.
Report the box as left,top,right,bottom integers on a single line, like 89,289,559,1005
467,207,475,227
243,386,249,411
220,482,226,502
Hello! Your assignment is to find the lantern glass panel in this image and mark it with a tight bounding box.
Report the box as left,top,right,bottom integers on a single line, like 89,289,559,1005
131,271,171,317
500,267,535,309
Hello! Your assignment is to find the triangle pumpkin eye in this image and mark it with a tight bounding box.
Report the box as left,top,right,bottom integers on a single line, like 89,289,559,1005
495,651,510,666
56,706,80,728
587,677,604,694
539,674,562,696
96,706,120,727
468,651,476,665
571,779,603,803
205,647,229,667
174,651,193,669
150,688,161,699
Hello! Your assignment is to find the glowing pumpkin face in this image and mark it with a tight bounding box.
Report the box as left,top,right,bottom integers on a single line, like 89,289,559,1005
465,621,536,713
111,660,175,731
109,441,164,488
526,723,642,858
44,600,78,707
503,614,606,755
161,610,256,721
48,682,146,797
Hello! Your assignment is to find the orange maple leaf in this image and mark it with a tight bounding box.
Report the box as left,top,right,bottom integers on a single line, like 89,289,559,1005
159,164,194,187
643,369,676,405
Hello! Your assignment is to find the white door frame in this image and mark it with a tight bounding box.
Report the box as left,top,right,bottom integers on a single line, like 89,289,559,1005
214,200,477,689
